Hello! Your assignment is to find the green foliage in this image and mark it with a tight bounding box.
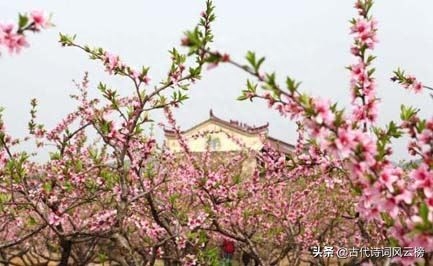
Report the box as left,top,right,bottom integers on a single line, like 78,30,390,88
28,216,37,226
416,119,427,134
18,13,29,29
400,104,419,121
237,79,257,101
43,181,52,193
373,121,403,159
59,33,76,47
262,72,282,100
386,121,403,138
182,0,216,60
232,174,241,185
171,90,189,103
286,76,301,94
246,51,265,73
97,253,108,264
419,202,429,224
198,246,221,266
0,193,11,212
28,98,39,134
392,68,407,83
380,212,394,227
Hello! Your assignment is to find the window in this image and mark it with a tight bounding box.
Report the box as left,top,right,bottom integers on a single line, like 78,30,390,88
207,137,221,151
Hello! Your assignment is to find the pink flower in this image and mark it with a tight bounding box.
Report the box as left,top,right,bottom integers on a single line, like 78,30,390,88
30,11,49,29
419,129,433,145
410,164,432,182
103,52,121,74
361,185,382,208
378,196,399,219
408,234,433,253
206,62,218,70
0,24,29,54
0,151,7,168
350,46,360,56
313,98,335,126
0,23,14,34
379,166,399,192
351,18,371,35
350,18,378,48
391,256,418,266
48,213,61,226
427,198,433,211
350,61,365,78
130,69,140,81
413,81,423,93
395,189,413,205
335,128,356,158
141,75,151,85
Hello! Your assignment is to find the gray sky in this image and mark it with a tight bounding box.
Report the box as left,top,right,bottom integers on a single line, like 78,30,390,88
1,1,432,161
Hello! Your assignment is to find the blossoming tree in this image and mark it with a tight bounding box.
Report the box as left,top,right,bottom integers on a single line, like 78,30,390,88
1,0,432,266
202,0,433,265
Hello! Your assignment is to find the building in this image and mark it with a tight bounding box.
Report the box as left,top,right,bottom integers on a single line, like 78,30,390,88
164,109,293,153
164,110,294,175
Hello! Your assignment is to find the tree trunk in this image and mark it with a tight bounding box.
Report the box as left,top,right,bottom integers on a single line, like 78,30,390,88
58,239,72,266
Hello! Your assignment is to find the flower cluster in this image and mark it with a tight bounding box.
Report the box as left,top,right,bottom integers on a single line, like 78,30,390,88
0,11,51,55
391,69,424,94
348,2,379,126
0,24,29,54
89,209,117,232
350,17,378,50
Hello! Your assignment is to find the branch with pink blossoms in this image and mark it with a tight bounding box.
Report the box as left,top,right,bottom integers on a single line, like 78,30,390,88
192,0,433,265
391,68,433,93
0,11,52,56
4,0,433,265
1,2,217,264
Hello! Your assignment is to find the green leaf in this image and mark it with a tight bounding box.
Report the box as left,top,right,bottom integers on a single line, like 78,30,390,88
232,174,241,184
18,14,29,29
64,181,73,192
43,182,52,192
246,51,256,69
400,104,419,121
97,253,108,263
380,212,394,227
28,216,37,226
416,119,427,134
169,193,179,205
351,186,362,195
237,94,247,101
100,120,110,135
388,237,399,247
49,152,61,160
246,79,257,93
366,55,376,65
58,33,76,47
420,202,429,223
387,121,402,138
286,77,301,93
76,160,83,171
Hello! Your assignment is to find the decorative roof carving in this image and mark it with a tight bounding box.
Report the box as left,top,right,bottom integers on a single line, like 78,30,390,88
164,109,269,135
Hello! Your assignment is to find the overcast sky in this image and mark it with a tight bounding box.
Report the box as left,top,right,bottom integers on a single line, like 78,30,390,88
1,1,432,161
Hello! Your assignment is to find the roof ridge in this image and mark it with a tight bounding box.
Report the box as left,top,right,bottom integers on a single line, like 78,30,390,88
209,109,269,133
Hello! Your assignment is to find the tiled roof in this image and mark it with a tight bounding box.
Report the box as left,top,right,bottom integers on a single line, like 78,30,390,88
163,109,269,135
266,136,295,154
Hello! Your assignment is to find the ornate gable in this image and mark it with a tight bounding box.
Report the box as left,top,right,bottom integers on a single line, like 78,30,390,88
164,110,294,153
